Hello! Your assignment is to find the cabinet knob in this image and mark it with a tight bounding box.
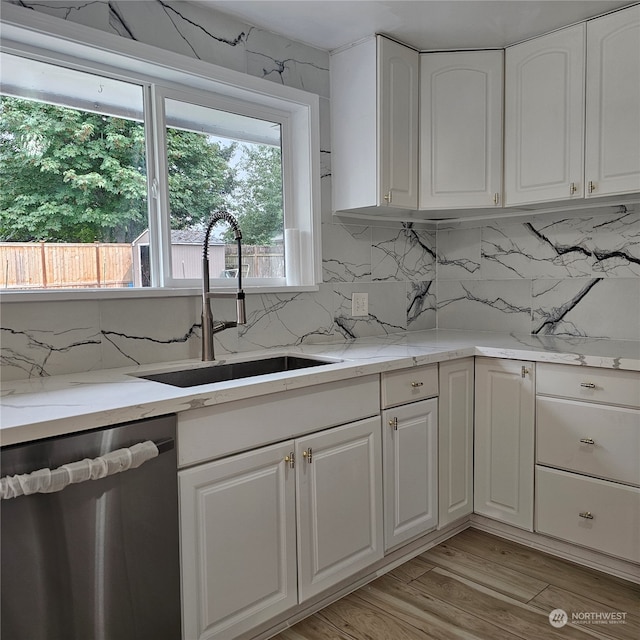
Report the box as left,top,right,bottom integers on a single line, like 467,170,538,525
521,366,530,378
383,190,392,203
493,192,500,206
588,181,596,194
579,511,594,520
579,438,595,445
410,381,424,388
388,417,398,431
570,182,578,195
580,382,596,389
302,448,313,463
284,453,295,468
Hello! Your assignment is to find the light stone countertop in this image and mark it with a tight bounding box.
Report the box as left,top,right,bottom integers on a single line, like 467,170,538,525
1,329,639,447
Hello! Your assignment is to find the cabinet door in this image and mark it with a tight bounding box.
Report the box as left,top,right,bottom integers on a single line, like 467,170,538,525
378,35,419,209
179,441,297,640
504,24,585,205
474,358,535,531
585,5,640,197
419,50,503,209
382,398,438,550
438,358,474,528
296,417,383,601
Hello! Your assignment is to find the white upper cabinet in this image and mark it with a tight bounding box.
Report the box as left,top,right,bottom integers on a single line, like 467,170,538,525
420,50,504,209
331,35,419,212
379,36,420,209
585,4,640,198
504,24,586,205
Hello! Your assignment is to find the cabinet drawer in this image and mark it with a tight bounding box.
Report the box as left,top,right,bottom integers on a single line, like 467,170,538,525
381,364,438,408
536,467,640,563
537,397,640,486
537,363,640,408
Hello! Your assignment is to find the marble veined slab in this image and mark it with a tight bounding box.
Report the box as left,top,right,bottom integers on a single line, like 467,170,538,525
2,330,638,447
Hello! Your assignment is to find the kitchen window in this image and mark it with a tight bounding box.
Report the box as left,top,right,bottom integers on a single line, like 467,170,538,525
0,15,320,297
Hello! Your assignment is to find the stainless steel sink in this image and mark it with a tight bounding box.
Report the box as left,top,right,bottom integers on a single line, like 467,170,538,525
137,355,339,388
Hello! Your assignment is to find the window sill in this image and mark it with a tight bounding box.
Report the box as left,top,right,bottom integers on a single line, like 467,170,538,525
0,285,320,303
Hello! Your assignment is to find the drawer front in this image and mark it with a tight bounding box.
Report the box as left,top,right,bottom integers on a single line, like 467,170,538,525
536,467,640,563
381,364,438,408
537,363,640,408
537,397,640,486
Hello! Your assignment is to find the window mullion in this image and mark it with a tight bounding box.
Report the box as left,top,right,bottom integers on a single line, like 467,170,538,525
148,85,173,287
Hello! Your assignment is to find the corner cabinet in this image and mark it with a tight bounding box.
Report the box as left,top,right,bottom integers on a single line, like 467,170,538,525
419,50,504,209
438,358,474,528
179,417,383,640
331,35,419,212
504,23,586,205
585,4,640,198
474,357,535,531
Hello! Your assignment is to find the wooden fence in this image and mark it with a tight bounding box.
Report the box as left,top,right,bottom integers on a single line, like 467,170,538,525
0,243,134,289
0,242,284,289
225,245,284,279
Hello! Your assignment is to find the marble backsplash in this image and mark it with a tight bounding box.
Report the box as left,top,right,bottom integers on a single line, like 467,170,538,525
437,207,640,341
1,1,638,380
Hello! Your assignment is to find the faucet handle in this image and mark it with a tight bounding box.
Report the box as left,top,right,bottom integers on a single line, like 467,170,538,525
236,291,246,325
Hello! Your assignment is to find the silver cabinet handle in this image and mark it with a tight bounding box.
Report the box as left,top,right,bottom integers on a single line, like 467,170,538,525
579,511,594,520
579,438,595,445
580,382,596,389
410,381,424,388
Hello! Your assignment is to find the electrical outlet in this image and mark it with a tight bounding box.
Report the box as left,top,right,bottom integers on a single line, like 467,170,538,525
351,292,369,317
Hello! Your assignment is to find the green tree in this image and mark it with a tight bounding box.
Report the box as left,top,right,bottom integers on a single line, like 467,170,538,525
166,129,236,230
0,96,236,242
228,144,283,245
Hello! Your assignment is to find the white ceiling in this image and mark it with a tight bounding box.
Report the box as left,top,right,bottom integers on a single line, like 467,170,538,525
191,1,634,51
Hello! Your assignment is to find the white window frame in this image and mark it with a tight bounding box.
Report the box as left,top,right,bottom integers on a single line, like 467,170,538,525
153,85,292,289
0,3,321,300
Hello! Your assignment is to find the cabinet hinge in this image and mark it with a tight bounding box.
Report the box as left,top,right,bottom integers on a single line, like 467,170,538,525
284,453,295,469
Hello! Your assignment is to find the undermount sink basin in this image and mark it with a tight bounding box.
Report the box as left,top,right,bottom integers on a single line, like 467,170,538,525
137,355,340,388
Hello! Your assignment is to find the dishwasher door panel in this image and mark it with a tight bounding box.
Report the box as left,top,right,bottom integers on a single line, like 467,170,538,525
1,415,181,640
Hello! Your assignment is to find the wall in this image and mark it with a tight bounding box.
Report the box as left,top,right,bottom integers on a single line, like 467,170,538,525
0,0,436,381
436,207,639,341
0,1,637,382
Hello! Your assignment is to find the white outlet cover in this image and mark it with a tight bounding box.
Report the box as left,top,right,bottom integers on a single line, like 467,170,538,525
352,292,369,317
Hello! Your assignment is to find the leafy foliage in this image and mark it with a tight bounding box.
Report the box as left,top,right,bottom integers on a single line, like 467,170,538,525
0,96,148,242
228,144,283,245
0,97,243,242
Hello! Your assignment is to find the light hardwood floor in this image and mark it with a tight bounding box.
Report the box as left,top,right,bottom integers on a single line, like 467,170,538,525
273,529,640,640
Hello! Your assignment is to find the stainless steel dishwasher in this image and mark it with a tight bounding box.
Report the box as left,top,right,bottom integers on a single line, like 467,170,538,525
0,414,181,640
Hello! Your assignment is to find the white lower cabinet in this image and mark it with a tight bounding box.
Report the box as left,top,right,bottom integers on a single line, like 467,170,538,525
536,467,640,563
382,398,438,550
438,357,474,528
474,358,535,531
179,417,383,640
296,417,384,600
535,362,640,564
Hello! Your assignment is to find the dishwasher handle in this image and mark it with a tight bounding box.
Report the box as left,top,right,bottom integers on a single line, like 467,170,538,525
0,438,174,500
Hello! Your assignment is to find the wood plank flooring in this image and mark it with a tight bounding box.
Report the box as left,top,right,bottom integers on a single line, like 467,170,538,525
273,529,640,640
